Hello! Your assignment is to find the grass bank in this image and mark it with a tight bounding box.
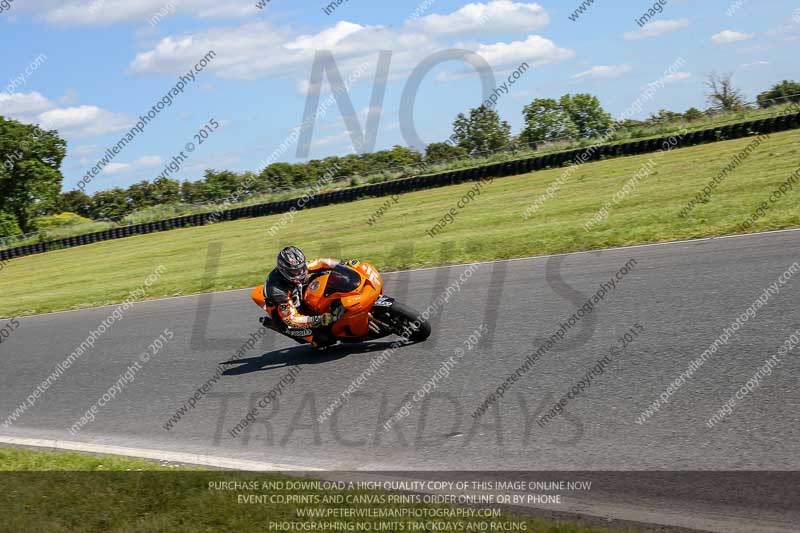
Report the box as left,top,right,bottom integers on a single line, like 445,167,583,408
3,102,797,251
0,129,798,317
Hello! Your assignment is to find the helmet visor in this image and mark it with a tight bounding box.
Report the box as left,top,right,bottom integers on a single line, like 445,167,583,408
284,264,307,282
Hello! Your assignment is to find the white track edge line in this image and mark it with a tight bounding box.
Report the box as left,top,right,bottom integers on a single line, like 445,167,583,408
0,435,322,471
13,226,800,320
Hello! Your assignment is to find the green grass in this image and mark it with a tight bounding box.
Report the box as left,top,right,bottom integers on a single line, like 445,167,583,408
1,129,798,318
0,447,643,533
3,103,796,251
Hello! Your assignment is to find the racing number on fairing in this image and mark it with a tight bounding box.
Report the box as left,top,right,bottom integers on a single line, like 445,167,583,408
362,264,380,285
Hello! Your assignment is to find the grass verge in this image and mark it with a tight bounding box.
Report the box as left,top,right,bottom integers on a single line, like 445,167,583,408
0,447,643,533
3,103,797,251
0,129,798,317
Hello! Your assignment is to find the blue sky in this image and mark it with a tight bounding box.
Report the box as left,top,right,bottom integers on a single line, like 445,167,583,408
1,0,798,193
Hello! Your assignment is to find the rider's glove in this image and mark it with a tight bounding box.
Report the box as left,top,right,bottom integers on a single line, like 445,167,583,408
342,259,360,268
320,313,335,327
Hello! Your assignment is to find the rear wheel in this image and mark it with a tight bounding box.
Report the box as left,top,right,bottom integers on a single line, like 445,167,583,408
379,301,431,342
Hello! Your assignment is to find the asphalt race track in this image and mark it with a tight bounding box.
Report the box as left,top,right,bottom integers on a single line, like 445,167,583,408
2,230,800,531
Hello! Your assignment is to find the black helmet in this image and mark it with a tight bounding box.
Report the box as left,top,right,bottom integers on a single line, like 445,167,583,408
277,246,308,284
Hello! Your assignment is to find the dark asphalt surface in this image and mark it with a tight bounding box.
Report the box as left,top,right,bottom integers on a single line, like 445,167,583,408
2,230,800,531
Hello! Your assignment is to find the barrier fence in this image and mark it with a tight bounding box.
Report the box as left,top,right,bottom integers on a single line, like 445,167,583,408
2,112,799,263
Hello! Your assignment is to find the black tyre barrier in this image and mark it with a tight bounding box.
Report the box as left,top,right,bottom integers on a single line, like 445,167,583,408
548,152,564,167
4,115,800,261
569,148,584,163
697,130,713,142
763,117,779,133
521,157,535,172
722,124,737,138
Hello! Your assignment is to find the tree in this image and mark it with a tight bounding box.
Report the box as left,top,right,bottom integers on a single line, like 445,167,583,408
705,72,746,112
387,145,423,168
56,190,93,218
647,109,683,125
89,188,130,220
150,177,181,205
425,142,467,162
260,163,297,189
559,94,612,138
683,107,705,122
203,169,242,199
126,180,156,211
520,98,578,144
756,80,800,108
0,211,22,238
451,105,511,154
180,180,206,204
0,117,66,232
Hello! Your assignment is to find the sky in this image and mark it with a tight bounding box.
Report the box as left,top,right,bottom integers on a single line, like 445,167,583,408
1,0,798,193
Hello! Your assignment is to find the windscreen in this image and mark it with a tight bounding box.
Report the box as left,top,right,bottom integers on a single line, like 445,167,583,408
323,264,362,296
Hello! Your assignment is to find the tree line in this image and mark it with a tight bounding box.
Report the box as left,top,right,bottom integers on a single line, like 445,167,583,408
1,76,798,237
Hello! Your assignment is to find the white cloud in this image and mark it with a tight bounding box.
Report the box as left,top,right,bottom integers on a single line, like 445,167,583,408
0,91,54,115
663,72,692,83
102,162,131,175
711,30,754,45
59,88,79,106
129,3,571,83
741,60,769,68
99,155,163,175
624,19,689,40
134,155,164,166
35,0,257,26
572,65,633,81
434,35,572,82
473,34,573,68
73,144,99,156
38,105,133,138
1,91,134,139
415,1,549,36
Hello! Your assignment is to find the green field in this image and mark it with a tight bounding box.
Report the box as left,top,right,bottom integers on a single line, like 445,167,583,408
0,447,642,533
1,129,798,318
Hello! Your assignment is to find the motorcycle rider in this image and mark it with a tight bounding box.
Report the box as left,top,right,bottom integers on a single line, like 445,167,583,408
253,246,359,346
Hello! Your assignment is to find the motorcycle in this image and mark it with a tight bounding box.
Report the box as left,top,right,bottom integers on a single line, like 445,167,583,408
251,260,431,347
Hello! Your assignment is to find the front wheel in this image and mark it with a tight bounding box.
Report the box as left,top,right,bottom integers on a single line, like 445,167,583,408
380,301,431,342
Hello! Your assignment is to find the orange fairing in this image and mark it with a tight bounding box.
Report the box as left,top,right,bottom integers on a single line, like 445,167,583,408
304,262,384,338
251,285,267,311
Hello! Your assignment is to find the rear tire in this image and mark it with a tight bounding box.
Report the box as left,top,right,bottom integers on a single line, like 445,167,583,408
383,301,431,342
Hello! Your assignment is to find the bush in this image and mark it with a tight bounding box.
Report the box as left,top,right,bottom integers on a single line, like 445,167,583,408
35,212,93,231
0,212,22,238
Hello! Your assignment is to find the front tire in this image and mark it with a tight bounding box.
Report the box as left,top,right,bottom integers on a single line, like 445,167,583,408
383,301,431,342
